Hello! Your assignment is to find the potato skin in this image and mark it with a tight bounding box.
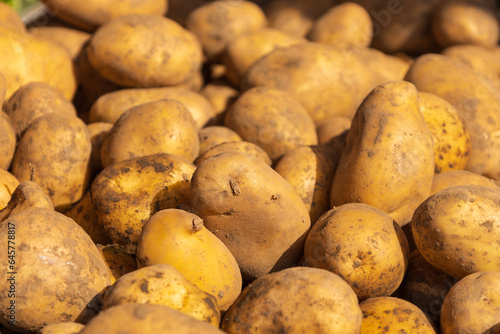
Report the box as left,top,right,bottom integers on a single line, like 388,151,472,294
39,322,85,334
0,112,16,170
29,26,90,61
0,169,19,211
198,126,242,156
222,267,362,334
0,2,24,33
0,181,54,222
412,185,500,278
194,141,272,167
88,15,202,87
431,170,498,195
97,245,137,284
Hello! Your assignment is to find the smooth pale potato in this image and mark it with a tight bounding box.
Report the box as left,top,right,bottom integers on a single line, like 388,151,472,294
86,122,113,179
419,92,472,173
0,2,24,33
198,126,242,156
316,115,351,145
0,112,16,170
412,185,500,278
89,87,216,129
405,53,500,180
80,304,225,334
274,145,340,224
101,264,221,326
199,81,239,124
136,209,242,312
242,42,377,123
186,0,267,61
432,0,499,48
308,2,372,48
3,82,77,136
431,170,499,195
222,28,304,86
355,47,411,84
441,271,500,334
194,141,272,167
304,203,409,300
100,99,199,167
91,153,196,252
97,245,137,284
222,267,362,334
11,113,91,210
0,181,54,222
360,297,436,334
39,0,168,31
0,208,111,333
0,169,19,211
87,15,203,88
39,322,85,334
29,26,90,61
331,81,435,226
224,87,317,162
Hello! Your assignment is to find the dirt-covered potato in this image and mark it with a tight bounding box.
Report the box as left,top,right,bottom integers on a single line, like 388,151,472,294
0,169,18,211
3,82,77,136
186,0,267,62
224,87,317,162
91,153,196,252
39,322,85,334
222,267,362,334
191,151,311,280
0,208,111,332
331,81,435,226
11,113,91,210
199,81,239,124
39,0,168,31
29,26,90,61
406,54,500,180
419,92,472,173
89,87,215,129
316,116,351,146
0,2,24,33
308,2,372,48
242,42,376,123
198,126,242,156
97,245,137,284
360,297,436,333
0,112,16,170
441,271,500,334
80,303,225,334
0,181,54,222
100,99,199,167
304,203,409,300
412,185,500,278
194,141,272,167
101,264,221,326
431,170,499,195
87,14,202,88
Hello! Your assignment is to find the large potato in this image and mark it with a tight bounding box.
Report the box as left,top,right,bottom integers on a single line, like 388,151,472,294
222,267,362,334
0,181,54,222
431,170,499,195
412,185,500,278
0,169,19,211
191,151,311,280
331,81,435,226
0,112,16,170
87,15,203,88
0,208,111,332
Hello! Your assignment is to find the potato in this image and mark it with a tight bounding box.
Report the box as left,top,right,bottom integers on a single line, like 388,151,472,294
274,145,340,224
419,92,472,173
198,126,242,156
191,151,311,280
195,141,272,167
86,122,113,180
355,47,411,84
100,99,199,167
304,203,409,300
242,42,376,123
200,81,239,124
441,271,500,334
97,245,137,284
0,2,24,34
405,53,500,180
39,0,168,31
0,72,6,105
0,169,19,211
360,297,436,333
11,113,91,210
186,1,267,62
432,0,499,48
431,170,499,195
331,81,435,226
3,82,77,136
91,153,196,252
316,115,351,145
0,181,54,222
0,208,111,332
136,209,242,312
80,304,225,334
39,322,85,334
87,15,203,88
308,2,372,48
412,185,500,278
29,26,90,60
222,28,304,86
101,264,221,326
222,267,362,334
0,112,16,170
89,87,215,129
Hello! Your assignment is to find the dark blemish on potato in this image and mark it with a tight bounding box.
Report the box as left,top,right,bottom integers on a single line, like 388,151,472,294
271,194,279,200
229,180,240,196
125,227,134,234
140,281,149,293
121,167,130,174
367,150,374,158
18,243,30,251
480,221,493,232
374,116,388,144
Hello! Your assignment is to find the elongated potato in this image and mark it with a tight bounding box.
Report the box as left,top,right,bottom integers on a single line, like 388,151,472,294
431,170,498,195
0,112,16,170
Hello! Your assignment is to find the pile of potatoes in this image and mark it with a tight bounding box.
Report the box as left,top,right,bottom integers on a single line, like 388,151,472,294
1,0,500,333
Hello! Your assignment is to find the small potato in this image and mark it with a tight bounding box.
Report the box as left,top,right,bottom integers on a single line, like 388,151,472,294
431,170,499,195
0,169,19,211
200,81,239,124
39,322,85,334
101,99,199,167
0,2,24,33
198,126,242,156
222,267,362,334
29,26,90,60
195,141,272,167
412,185,500,278
303,203,409,300
186,1,267,61
0,112,16,170
87,15,203,87
98,245,137,284
316,115,351,145
441,271,500,334
0,181,54,222
308,2,372,48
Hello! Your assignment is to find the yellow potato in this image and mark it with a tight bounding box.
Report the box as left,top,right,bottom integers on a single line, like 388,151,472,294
0,181,54,222
316,115,351,146
355,47,411,84
194,141,272,167
199,81,239,124
0,169,19,211
39,322,85,334
0,2,24,33
0,111,16,170
198,126,242,156
98,245,137,284
431,170,499,195
29,26,90,60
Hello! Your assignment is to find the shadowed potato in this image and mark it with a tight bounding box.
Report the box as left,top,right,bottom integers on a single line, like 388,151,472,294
0,112,16,170
430,170,499,195
0,169,19,211
198,126,242,156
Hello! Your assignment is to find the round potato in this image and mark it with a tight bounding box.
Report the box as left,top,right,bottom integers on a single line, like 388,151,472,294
198,126,242,156
97,245,137,284
0,181,54,223
194,141,272,167
0,169,19,211
0,112,16,170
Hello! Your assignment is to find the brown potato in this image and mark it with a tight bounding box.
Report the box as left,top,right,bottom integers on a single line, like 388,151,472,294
431,170,499,195
39,322,85,334
0,169,19,211
194,141,272,167
198,126,242,156
0,2,24,34
29,26,90,60
0,111,16,170
0,181,54,222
